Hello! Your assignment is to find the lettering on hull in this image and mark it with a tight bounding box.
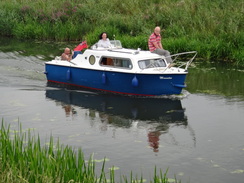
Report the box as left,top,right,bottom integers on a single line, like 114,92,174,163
159,76,172,79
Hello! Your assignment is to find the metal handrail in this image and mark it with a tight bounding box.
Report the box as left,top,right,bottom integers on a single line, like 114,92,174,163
164,51,197,70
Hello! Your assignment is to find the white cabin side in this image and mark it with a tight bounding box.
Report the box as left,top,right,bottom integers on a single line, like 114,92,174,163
69,48,187,74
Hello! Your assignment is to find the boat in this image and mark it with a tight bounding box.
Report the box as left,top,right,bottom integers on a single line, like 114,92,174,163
44,40,197,96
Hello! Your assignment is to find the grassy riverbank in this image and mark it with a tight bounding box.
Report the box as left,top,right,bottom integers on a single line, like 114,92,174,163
0,121,178,183
0,0,243,65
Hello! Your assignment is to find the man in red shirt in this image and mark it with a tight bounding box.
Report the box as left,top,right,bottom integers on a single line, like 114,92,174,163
148,26,172,63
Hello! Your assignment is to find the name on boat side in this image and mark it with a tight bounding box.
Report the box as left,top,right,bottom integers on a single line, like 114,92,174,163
160,76,172,79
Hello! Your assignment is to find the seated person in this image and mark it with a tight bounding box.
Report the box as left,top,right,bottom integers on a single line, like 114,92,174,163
148,26,173,63
100,57,114,66
61,47,73,61
97,32,111,48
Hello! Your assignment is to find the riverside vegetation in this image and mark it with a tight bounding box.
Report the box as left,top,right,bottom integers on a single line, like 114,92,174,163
0,121,179,183
0,0,243,66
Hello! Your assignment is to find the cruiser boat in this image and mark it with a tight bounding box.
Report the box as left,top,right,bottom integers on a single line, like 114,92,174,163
44,40,197,96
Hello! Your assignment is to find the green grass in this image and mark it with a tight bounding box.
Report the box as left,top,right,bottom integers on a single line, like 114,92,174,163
0,120,179,183
0,0,243,65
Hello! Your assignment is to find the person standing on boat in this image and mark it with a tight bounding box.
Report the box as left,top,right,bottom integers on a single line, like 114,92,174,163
61,47,73,61
148,26,172,63
97,32,111,48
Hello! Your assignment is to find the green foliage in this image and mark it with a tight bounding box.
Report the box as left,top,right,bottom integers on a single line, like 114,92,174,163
0,0,243,64
0,120,178,183
0,8,20,36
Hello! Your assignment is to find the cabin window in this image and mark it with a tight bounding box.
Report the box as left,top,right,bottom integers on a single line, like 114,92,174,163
100,57,132,69
89,55,96,65
138,58,166,69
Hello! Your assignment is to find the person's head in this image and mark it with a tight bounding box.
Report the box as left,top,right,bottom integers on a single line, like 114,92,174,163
64,47,70,55
99,32,108,40
154,26,161,36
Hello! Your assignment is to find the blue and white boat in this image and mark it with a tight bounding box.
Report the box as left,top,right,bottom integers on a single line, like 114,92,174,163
44,40,197,96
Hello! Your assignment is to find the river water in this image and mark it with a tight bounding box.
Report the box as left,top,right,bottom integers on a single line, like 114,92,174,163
0,37,244,183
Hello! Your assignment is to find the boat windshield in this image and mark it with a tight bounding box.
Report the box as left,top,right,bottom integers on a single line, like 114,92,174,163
91,40,122,50
138,58,166,69
109,40,122,48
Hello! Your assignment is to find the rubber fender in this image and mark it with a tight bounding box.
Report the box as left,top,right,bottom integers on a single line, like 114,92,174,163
66,69,71,80
132,75,138,87
102,72,106,84
172,83,186,88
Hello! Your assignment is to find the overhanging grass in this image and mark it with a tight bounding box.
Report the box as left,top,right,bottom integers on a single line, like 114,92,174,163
0,120,179,183
0,0,243,64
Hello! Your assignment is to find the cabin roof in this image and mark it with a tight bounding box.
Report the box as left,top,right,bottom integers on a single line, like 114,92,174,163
83,48,164,60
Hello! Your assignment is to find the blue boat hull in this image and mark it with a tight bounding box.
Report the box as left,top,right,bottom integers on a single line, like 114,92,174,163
45,64,187,96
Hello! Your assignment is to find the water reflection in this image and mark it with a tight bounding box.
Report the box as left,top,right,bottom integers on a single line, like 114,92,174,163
187,63,244,99
45,87,189,152
62,104,77,117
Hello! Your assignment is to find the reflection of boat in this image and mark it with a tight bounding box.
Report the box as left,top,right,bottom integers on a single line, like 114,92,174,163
44,40,197,96
46,87,191,153
45,87,187,125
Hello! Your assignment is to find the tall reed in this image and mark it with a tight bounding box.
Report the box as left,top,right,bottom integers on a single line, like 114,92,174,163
0,120,178,183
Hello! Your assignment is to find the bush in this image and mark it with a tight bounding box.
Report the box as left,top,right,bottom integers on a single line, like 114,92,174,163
0,0,243,64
